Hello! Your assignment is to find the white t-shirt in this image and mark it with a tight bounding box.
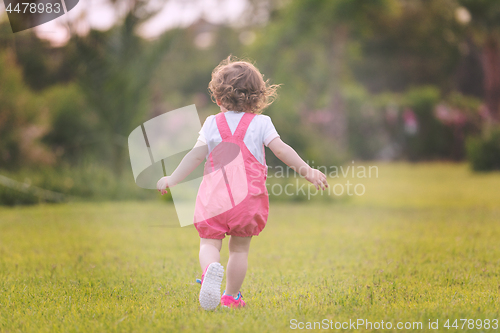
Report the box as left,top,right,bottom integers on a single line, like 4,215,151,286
197,111,279,165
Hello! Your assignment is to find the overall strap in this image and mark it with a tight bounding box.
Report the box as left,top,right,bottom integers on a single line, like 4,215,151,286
215,112,232,140
233,112,256,140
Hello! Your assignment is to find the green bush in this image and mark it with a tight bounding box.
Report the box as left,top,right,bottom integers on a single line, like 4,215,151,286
342,86,480,162
0,163,157,206
0,184,40,206
0,51,53,168
466,126,500,171
41,84,96,164
402,86,454,161
343,84,387,160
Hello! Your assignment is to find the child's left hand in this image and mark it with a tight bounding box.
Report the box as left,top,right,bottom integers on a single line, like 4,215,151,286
156,176,170,195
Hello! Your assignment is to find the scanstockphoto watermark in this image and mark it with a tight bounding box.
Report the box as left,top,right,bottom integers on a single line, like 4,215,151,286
264,161,379,199
290,318,499,330
290,318,423,330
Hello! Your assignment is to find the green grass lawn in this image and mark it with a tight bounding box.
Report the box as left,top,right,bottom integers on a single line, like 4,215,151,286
1,162,499,332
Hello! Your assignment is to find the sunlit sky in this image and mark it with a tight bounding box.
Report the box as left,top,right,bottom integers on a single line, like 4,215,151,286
0,0,249,46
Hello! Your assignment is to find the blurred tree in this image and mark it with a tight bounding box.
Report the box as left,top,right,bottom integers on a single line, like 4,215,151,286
41,84,96,164
0,51,54,168
152,21,245,121
351,0,465,94
69,0,178,176
249,0,398,164
0,19,77,91
459,0,500,123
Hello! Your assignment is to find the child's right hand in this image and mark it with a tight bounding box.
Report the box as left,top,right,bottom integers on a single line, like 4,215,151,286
305,168,329,190
156,176,170,195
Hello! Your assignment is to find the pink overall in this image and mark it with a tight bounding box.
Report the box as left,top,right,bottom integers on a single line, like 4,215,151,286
194,112,269,239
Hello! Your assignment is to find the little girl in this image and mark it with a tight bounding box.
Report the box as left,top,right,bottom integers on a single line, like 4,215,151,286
157,57,328,310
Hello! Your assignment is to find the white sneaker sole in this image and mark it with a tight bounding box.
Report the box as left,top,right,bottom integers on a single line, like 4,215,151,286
199,262,224,311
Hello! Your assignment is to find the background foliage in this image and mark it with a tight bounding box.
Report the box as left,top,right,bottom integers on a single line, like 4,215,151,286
1,0,500,205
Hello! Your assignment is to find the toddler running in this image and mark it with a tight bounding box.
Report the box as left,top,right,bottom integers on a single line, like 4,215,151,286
157,57,328,310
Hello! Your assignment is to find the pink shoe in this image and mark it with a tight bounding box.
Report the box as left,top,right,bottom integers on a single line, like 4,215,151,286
220,291,246,308
197,263,224,311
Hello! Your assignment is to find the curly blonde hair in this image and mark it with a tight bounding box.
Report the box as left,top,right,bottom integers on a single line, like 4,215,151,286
208,56,279,114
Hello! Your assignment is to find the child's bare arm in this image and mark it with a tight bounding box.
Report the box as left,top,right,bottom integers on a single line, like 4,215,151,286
156,140,208,194
268,137,328,190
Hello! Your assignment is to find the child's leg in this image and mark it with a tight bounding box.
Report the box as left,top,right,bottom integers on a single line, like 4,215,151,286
199,238,222,271
225,236,252,296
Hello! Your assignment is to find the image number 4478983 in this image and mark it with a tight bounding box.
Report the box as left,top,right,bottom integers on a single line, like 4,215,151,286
3,0,79,33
